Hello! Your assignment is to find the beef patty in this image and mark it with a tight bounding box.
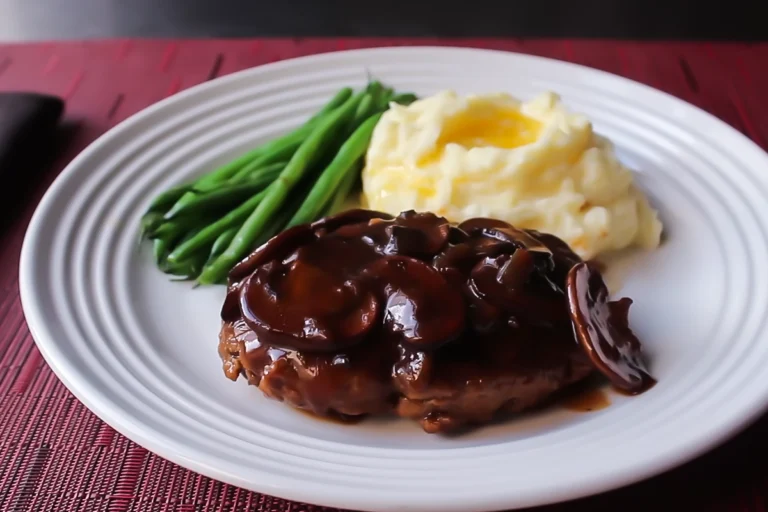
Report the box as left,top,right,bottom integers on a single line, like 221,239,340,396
218,209,654,433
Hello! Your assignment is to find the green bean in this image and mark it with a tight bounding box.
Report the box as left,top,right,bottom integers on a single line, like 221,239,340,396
165,183,269,221
247,181,309,255
339,93,375,142
365,81,383,102
143,86,350,244
254,193,302,246
376,87,394,110
201,189,305,285
166,87,353,208
153,238,170,267
325,162,360,216
167,186,271,264
287,113,382,228
149,221,182,240
148,215,205,240
146,183,195,213
197,92,365,285
245,161,286,181
391,93,418,106
143,87,351,227
180,147,265,196
140,211,166,240
352,94,375,127
195,88,351,188
192,134,302,194
224,161,287,186
213,210,288,282
166,166,282,220
166,250,208,280
207,226,239,264
155,224,205,272
307,87,353,124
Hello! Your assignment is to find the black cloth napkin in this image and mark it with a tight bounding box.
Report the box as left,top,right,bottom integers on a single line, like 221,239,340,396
0,92,65,225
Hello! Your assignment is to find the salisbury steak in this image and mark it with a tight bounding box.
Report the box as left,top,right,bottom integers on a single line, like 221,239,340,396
218,209,654,433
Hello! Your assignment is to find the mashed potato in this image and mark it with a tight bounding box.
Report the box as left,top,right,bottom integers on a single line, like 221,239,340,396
361,90,662,260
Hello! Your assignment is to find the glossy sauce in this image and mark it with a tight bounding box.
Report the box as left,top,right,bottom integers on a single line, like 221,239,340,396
567,262,656,394
220,209,654,427
225,210,587,373
295,408,366,425
560,386,611,412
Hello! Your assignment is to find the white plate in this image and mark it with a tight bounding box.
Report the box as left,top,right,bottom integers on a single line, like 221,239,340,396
19,47,768,512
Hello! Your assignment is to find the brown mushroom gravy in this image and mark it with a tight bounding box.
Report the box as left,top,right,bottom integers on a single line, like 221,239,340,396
567,261,656,394
218,209,654,433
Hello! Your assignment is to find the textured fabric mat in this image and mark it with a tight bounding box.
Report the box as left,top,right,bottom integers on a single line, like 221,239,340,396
1,39,767,512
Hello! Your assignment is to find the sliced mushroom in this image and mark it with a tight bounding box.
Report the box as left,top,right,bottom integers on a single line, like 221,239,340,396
457,218,512,233
393,347,434,394
465,290,502,333
433,233,512,276
228,225,317,283
459,219,555,272
364,256,465,350
469,250,569,327
566,262,655,394
447,225,470,245
310,208,394,235
220,281,243,322
527,229,583,291
383,210,451,258
482,226,553,266
434,233,531,332
239,259,379,352
528,229,582,269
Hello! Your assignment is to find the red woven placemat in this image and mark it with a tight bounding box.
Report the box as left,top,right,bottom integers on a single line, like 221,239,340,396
1,39,767,512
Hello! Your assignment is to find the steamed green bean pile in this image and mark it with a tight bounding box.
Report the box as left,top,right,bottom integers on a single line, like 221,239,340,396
139,82,417,285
